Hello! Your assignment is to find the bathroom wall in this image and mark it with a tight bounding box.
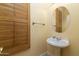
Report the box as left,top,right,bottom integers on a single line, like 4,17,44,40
49,3,79,56
14,3,79,56
14,3,52,56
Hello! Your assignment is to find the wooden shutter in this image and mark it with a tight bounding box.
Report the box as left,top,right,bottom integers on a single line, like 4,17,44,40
0,21,14,48
15,22,28,45
0,3,30,56
0,4,14,21
14,3,28,22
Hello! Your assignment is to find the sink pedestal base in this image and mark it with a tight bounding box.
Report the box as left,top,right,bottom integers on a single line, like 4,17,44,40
47,44,62,56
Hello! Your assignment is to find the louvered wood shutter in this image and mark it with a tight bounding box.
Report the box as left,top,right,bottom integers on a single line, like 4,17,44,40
0,3,30,55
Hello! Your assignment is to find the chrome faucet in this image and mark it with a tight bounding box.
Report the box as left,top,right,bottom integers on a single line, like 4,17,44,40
56,37,61,40
53,36,61,40
52,36,56,38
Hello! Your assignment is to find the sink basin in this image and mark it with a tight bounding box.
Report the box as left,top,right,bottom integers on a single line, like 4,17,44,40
47,37,70,48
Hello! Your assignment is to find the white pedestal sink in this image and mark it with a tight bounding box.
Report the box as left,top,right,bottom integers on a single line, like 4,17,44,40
47,36,70,56
47,37,70,48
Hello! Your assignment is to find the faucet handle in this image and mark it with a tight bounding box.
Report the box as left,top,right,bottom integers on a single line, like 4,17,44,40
52,36,56,38
56,36,62,40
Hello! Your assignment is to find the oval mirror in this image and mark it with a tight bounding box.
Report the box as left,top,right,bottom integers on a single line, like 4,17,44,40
55,6,70,33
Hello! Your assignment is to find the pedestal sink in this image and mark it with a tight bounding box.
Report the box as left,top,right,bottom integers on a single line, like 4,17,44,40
47,36,70,48
47,36,70,56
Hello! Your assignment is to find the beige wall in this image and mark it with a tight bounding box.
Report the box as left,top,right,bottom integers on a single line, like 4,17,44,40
14,3,79,56
49,3,79,56
14,4,52,56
